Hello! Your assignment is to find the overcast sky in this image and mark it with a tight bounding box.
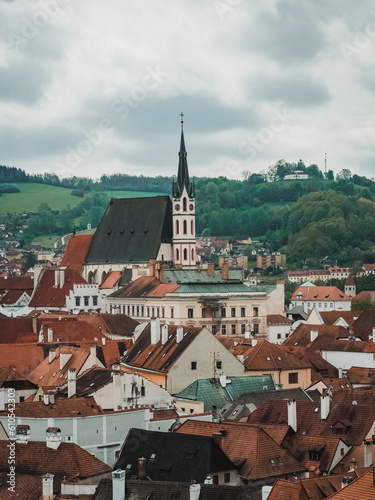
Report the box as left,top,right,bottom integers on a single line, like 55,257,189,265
1,0,375,181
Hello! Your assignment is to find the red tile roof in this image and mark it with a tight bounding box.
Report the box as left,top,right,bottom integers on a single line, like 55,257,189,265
0,473,44,500
0,343,45,376
283,324,357,350
267,314,293,325
146,283,180,297
60,234,93,273
0,289,31,305
269,474,357,500
291,286,351,302
29,268,87,308
319,310,362,326
0,317,38,343
0,276,34,292
175,420,306,480
325,470,375,499
109,275,161,298
362,263,375,271
100,270,121,288
284,345,339,381
123,323,202,373
346,366,375,385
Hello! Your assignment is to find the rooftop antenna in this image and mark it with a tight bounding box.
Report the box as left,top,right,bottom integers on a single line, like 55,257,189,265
324,153,327,174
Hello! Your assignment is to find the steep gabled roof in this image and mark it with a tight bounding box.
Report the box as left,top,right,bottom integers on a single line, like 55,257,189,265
123,324,202,373
60,234,93,273
325,470,375,499
267,314,293,325
0,343,45,377
319,310,362,326
284,324,355,349
109,276,161,298
176,420,306,480
291,286,351,302
0,276,33,292
85,196,172,264
269,474,357,500
29,268,87,307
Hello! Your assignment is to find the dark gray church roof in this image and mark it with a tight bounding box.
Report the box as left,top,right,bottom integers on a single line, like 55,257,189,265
85,196,172,265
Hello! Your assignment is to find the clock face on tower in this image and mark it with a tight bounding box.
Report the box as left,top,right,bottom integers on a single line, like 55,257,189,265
189,203,194,211
174,204,180,211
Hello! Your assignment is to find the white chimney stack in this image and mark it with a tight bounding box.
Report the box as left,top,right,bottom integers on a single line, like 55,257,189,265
321,394,330,420
59,268,65,288
310,330,318,343
287,400,297,432
68,369,76,398
372,327,375,342
112,469,125,500
47,328,53,343
150,318,161,345
162,324,169,345
16,425,30,444
54,269,60,288
262,485,272,500
176,327,184,343
190,482,201,500
245,330,251,339
89,345,97,367
42,473,54,500
46,427,61,450
48,349,56,363
251,338,257,346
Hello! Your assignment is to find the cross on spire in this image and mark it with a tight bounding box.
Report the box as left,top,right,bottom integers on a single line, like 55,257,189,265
180,111,184,127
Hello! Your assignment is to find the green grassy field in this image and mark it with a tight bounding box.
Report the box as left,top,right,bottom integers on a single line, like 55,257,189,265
0,183,166,214
0,183,80,214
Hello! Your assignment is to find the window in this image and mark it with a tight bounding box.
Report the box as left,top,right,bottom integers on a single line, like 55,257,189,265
212,325,217,335
132,305,135,316
213,475,219,485
141,385,146,397
157,308,160,318
191,361,197,370
183,248,188,260
93,296,98,306
162,308,165,318
241,307,245,317
202,308,206,318
19,396,24,403
221,324,227,335
253,307,259,317
216,361,222,370
224,472,230,483
289,372,298,384
253,323,259,334
122,305,126,314
183,197,187,211
147,307,150,317
127,305,130,315
231,307,236,317
191,248,194,261
221,307,226,318
176,248,179,261
191,220,194,234
84,296,89,306
136,306,139,316
188,308,194,318
183,220,187,235
75,296,81,307
176,220,179,234
231,324,236,335
152,307,155,317
170,307,174,319
141,306,144,316
241,324,246,334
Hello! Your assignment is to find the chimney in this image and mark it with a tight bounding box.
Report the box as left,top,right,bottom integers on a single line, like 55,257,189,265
341,475,354,489
150,318,161,345
221,262,229,280
68,369,76,398
112,371,122,410
49,349,56,363
190,482,201,500
176,326,184,343
245,330,251,339
287,400,297,432
321,394,330,420
47,328,53,343
89,345,97,367
112,469,125,500
102,337,106,346
251,338,257,346
44,394,50,405
59,268,65,288
39,330,44,342
16,424,30,444
372,327,375,342
237,354,244,363
149,259,156,277
46,427,61,449
32,316,38,334
219,373,231,387
162,324,169,345
138,457,147,479
0,388,6,411
42,473,54,500
310,330,318,343
60,351,72,371
207,263,215,277
204,476,213,484
54,269,60,288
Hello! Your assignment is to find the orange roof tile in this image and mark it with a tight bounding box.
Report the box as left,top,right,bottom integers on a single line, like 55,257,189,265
267,314,293,325
109,275,161,298
291,286,351,302
60,234,93,273
146,283,180,297
325,470,375,499
175,420,306,480
100,270,121,288
0,343,45,377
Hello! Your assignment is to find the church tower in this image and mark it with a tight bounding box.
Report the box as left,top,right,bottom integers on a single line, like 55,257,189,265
172,113,196,268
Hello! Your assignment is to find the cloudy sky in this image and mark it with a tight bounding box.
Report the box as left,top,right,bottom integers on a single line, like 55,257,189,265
1,0,375,181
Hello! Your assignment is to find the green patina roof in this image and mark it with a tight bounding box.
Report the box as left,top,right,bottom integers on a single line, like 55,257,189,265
162,269,243,284
175,375,276,412
176,284,258,294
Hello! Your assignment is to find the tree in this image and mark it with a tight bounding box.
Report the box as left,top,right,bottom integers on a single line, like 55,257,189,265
336,169,352,181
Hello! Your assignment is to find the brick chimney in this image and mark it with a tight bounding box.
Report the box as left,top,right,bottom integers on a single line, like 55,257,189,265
42,473,54,500
16,424,30,444
138,457,147,479
68,368,76,398
46,427,61,450
207,263,215,277
221,262,229,280
112,469,125,500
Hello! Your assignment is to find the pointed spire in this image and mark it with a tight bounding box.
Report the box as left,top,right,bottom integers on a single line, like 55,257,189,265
173,112,194,198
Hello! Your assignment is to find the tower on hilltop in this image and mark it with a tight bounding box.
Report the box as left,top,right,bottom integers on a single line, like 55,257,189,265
172,113,196,268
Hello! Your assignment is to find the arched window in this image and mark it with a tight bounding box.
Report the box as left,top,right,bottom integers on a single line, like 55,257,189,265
101,271,107,284
191,220,194,234
176,248,179,261
183,248,188,261
183,197,187,212
183,220,187,235
176,220,179,234
191,248,195,261
88,271,94,284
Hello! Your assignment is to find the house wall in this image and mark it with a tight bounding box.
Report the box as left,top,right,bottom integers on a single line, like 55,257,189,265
330,441,351,472
245,367,312,389
66,284,106,313
321,350,375,370
167,328,245,394
268,324,291,344
291,299,351,315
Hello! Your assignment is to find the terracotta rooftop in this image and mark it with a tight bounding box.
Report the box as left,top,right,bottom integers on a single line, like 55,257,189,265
146,283,180,297
284,345,339,381
283,324,359,350
175,420,306,480
291,286,351,302
319,310,362,326
60,234,93,274
325,470,375,499
100,270,121,288
362,263,375,271
109,275,161,298
346,366,375,385
0,276,33,292
29,268,87,307
0,317,37,343
0,343,45,376
0,289,31,305
123,323,202,373
267,314,293,325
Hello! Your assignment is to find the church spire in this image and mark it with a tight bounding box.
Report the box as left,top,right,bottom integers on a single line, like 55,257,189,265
172,112,195,199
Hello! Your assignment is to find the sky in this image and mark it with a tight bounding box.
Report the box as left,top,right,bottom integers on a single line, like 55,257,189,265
1,0,375,181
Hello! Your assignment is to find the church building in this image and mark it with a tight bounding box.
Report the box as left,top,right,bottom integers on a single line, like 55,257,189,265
80,116,196,284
